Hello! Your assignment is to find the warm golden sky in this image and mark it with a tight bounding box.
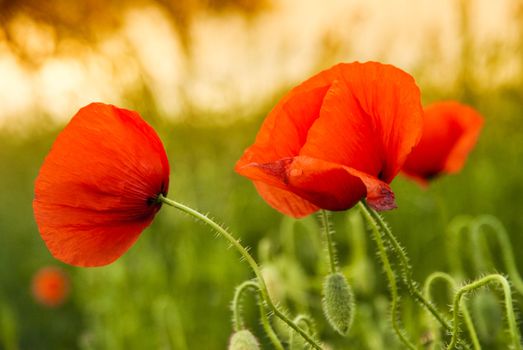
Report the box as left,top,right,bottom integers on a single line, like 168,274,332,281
0,0,520,128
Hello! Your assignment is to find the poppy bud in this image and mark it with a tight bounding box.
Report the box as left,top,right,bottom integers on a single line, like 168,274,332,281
228,329,260,350
322,272,354,336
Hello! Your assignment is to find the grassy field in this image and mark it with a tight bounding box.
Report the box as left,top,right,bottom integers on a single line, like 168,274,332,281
1,79,523,350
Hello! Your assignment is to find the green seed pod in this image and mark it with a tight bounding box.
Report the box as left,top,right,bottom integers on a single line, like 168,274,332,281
322,272,355,336
228,329,260,350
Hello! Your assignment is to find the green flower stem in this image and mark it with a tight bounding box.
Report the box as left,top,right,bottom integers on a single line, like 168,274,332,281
158,195,322,350
471,215,523,295
447,274,521,350
358,202,417,349
359,201,453,333
319,210,338,274
232,281,257,332
446,216,473,279
290,315,316,348
258,296,285,350
423,272,480,350
293,314,315,334
231,280,284,350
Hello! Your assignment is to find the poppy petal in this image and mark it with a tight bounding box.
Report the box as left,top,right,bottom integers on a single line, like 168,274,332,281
235,62,421,216
289,156,395,211
237,85,330,166
34,202,153,266
300,62,423,183
253,181,319,218
402,101,484,181
34,103,170,267
298,78,382,176
237,155,395,215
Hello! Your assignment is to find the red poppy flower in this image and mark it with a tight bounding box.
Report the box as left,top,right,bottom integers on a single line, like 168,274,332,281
235,62,423,218
33,103,170,267
32,266,70,307
402,101,484,185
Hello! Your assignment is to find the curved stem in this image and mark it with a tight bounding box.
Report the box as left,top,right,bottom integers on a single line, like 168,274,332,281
423,272,480,350
471,215,523,295
360,201,453,332
258,296,285,350
447,274,521,350
446,216,474,279
231,280,284,350
231,280,258,332
358,203,417,349
290,315,317,349
319,210,338,274
158,195,322,350
294,314,316,334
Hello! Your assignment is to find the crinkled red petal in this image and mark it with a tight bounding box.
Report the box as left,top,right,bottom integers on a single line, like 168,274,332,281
299,62,423,183
236,62,421,215
253,181,319,218
237,156,396,215
33,103,169,267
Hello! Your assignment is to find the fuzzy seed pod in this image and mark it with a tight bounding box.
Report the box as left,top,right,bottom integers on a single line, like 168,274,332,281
322,272,355,336
228,329,260,350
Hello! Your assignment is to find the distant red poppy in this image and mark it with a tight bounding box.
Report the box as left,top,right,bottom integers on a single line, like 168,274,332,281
33,103,170,267
235,62,423,218
402,101,484,185
32,266,69,307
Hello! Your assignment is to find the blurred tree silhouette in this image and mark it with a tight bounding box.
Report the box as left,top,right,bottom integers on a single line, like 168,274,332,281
0,0,268,64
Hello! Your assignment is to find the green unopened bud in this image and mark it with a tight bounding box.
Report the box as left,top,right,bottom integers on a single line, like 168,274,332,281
322,272,355,336
228,329,260,350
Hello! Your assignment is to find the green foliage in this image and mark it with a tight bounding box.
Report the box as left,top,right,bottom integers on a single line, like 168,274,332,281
1,85,523,349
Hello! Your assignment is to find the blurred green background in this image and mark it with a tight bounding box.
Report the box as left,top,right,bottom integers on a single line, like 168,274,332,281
1,0,523,349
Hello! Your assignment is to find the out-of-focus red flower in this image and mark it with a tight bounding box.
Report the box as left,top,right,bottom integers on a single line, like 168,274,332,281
402,101,484,185
32,267,70,307
235,62,423,218
33,103,170,267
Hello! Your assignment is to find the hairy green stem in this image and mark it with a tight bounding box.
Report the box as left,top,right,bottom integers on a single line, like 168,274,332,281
447,274,521,350
293,314,316,333
231,280,284,350
158,195,322,350
358,202,417,349
423,272,480,350
319,210,338,274
360,201,453,333
471,215,523,295
446,216,473,279
231,280,258,332
258,296,285,350
290,315,316,349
